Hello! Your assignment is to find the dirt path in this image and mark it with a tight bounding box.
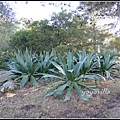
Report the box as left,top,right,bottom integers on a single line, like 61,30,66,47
0,79,120,118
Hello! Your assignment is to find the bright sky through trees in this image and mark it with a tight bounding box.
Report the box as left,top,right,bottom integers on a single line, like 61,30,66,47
5,1,120,36
6,1,80,20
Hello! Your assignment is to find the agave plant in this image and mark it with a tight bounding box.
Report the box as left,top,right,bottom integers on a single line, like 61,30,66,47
41,50,101,102
74,49,98,74
96,52,118,80
37,49,57,74
7,48,43,88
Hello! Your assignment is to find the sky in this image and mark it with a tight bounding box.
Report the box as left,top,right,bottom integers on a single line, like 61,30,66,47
7,1,80,20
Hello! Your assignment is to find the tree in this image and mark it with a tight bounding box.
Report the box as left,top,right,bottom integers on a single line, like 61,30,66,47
0,1,15,21
9,10,110,53
34,1,120,36
50,10,109,51
76,2,120,36
0,1,16,51
9,19,56,52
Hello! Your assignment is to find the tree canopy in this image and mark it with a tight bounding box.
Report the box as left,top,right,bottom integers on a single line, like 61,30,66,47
9,10,110,53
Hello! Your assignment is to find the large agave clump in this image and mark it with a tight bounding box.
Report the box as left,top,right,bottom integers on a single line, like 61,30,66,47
41,50,102,102
7,48,42,88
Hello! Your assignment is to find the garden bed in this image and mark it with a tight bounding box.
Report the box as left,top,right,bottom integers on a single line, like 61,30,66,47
0,78,120,118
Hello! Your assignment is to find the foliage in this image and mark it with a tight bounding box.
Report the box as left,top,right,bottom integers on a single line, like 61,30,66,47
76,2,120,36
9,30,31,51
89,51,119,81
54,44,78,56
0,1,17,51
50,10,107,50
2,47,119,102
7,48,58,87
41,50,102,102
34,1,120,35
110,37,120,51
7,48,42,88
9,20,57,52
9,10,108,53
0,1,119,103
97,52,118,80
0,51,11,70
0,1,15,21
36,49,57,73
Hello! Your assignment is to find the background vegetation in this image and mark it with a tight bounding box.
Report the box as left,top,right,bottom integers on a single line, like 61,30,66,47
0,1,120,54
